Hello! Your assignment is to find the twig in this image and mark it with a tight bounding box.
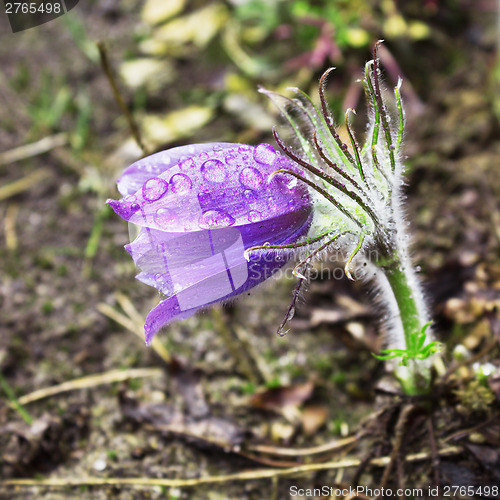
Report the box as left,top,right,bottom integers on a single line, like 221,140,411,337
98,298,172,364
378,404,416,491
14,368,162,407
0,446,462,489
246,435,358,457
352,443,379,487
427,417,440,489
115,294,172,365
4,203,19,251
97,302,138,336
442,413,500,443
0,168,50,201
270,476,278,500
0,133,67,165
234,325,273,385
97,41,147,155
116,292,148,328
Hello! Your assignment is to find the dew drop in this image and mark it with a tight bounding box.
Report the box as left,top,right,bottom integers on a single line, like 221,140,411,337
248,210,261,222
154,208,177,228
284,175,297,190
253,143,277,165
199,210,235,229
169,173,192,193
142,177,168,201
154,273,166,283
239,166,264,189
277,328,288,337
201,159,226,183
267,196,278,213
225,153,240,167
130,202,140,212
286,306,296,322
180,158,196,170
243,189,258,202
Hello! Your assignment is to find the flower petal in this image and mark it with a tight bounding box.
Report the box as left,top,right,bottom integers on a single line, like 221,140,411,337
142,211,313,343
109,142,315,343
126,206,312,295
116,143,236,197
108,143,310,233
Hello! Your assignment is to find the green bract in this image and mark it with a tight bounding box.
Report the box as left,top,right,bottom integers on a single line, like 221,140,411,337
250,43,440,394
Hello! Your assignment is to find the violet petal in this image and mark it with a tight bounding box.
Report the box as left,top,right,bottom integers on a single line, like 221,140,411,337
143,211,313,344
108,143,310,232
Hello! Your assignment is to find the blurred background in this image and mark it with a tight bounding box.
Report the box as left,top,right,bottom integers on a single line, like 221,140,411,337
1,1,500,498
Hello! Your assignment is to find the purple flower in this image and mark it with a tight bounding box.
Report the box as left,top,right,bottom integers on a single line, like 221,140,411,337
108,143,312,344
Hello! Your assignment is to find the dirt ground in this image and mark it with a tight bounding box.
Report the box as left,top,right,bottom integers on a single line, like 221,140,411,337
1,1,500,499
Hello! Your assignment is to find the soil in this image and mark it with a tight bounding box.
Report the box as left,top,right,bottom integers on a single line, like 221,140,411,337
0,1,499,499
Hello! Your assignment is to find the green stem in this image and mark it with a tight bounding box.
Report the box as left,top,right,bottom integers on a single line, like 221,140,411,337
384,259,421,350
376,250,434,395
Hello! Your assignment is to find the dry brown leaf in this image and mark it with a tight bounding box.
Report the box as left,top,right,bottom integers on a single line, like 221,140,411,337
301,405,328,436
249,381,314,411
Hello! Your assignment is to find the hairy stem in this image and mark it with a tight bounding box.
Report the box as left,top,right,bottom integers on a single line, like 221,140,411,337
376,246,433,394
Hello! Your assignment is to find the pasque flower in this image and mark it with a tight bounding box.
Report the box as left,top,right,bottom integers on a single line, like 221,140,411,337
108,143,312,344
109,44,440,394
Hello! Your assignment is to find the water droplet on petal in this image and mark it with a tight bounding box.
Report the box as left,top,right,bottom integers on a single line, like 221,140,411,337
267,196,278,213
243,189,258,202
154,208,177,228
286,176,297,190
239,166,264,189
142,177,168,201
225,153,240,167
248,210,261,222
130,202,140,212
180,158,196,170
199,210,235,229
169,173,192,193
253,143,276,165
154,273,166,283
201,159,226,183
